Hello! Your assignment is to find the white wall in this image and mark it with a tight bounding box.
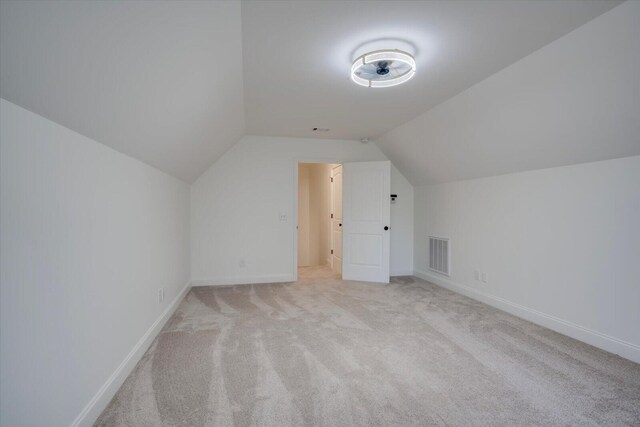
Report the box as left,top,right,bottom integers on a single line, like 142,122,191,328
415,156,640,363
367,0,640,363
191,135,414,284
0,99,191,426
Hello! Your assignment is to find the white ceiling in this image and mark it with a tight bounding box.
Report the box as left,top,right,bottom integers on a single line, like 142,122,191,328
242,0,621,140
0,0,625,183
0,1,245,182
376,0,640,186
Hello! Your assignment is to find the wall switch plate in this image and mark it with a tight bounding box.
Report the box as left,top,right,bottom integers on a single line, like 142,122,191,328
481,272,488,283
474,270,480,281
279,213,287,221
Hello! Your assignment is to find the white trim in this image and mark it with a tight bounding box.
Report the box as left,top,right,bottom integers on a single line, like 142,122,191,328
391,270,414,277
70,281,192,427
414,269,640,364
191,274,295,287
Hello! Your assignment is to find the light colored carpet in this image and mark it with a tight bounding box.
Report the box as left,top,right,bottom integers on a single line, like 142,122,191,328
96,266,640,426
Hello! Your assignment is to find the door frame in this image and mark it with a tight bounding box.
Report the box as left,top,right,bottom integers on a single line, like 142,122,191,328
292,157,344,281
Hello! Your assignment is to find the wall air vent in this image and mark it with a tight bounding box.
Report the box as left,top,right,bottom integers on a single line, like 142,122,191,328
429,236,450,276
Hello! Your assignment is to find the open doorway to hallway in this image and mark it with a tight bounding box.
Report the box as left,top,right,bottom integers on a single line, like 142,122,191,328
297,163,342,278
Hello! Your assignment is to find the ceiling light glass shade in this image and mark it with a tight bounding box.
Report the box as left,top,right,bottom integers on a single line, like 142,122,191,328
351,49,416,88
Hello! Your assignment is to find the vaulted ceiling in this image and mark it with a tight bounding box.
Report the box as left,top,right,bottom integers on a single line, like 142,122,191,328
0,0,625,183
1,0,244,182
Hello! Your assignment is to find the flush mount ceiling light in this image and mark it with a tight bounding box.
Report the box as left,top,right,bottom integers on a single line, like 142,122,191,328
351,49,416,88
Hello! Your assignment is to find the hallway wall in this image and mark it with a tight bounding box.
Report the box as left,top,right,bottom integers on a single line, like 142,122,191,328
298,163,333,267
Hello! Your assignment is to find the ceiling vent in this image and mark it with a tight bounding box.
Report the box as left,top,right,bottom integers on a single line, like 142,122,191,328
313,127,330,132
429,236,450,276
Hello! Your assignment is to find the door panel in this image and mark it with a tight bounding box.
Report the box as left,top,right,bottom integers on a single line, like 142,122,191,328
297,164,310,267
342,161,390,283
333,167,343,219
333,227,343,259
350,234,382,266
331,165,343,274
351,169,382,221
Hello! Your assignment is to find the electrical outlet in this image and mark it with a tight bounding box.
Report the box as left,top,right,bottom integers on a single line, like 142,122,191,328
239,258,246,268
474,270,480,281
481,272,488,283
279,213,287,221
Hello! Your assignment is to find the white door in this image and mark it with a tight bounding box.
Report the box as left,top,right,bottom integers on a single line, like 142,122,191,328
331,165,343,274
342,161,390,283
297,164,310,266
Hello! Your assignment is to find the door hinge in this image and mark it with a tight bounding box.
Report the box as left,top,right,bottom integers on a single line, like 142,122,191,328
331,213,333,218
331,249,333,254
331,177,333,182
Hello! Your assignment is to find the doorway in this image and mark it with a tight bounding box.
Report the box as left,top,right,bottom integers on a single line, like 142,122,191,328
297,163,342,277
295,160,391,283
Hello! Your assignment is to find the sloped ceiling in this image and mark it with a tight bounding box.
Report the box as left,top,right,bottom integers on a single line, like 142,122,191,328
0,0,628,183
376,0,640,186
0,0,245,182
241,0,620,141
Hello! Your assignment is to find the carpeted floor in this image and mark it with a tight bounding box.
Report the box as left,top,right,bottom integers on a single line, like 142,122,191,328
96,266,640,426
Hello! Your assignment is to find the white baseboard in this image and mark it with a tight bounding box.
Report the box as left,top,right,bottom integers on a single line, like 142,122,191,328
414,269,640,364
191,274,295,287
391,270,414,277
71,281,192,427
